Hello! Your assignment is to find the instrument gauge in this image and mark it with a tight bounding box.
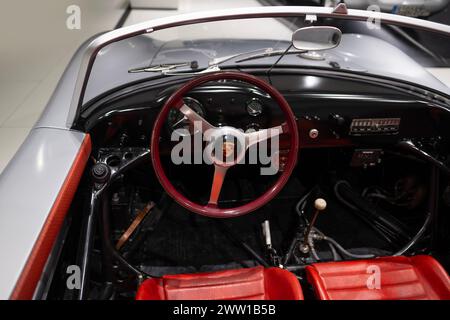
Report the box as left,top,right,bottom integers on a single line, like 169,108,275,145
246,98,263,117
167,97,205,135
245,123,261,132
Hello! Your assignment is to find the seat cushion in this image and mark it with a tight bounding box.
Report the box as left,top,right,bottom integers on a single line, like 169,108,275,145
136,266,303,300
306,255,450,300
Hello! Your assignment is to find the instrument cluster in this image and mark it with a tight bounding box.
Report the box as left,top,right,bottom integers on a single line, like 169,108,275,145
163,84,441,150
165,88,278,135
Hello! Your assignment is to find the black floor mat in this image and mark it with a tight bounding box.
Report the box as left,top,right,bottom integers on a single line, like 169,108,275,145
138,198,297,270
134,173,400,272
136,178,304,271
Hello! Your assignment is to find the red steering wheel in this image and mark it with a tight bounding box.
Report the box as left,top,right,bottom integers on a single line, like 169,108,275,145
151,71,299,218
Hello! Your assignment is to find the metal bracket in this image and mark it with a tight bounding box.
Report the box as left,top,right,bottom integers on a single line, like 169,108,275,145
333,3,348,14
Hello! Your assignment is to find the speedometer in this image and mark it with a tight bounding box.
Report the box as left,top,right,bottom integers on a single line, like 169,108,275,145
167,97,205,135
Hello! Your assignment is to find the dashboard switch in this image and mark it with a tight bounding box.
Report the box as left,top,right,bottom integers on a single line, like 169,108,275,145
309,128,319,139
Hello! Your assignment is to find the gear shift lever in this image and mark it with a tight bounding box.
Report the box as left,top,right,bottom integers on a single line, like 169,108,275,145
300,198,327,253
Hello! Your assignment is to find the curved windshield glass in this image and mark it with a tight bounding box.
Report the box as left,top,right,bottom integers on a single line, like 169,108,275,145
84,14,450,105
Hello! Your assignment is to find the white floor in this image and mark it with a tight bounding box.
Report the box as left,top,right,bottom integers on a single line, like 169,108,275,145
0,0,450,174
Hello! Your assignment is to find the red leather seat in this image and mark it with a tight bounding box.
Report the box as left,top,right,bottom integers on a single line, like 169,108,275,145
306,255,450,300
136,266,303,300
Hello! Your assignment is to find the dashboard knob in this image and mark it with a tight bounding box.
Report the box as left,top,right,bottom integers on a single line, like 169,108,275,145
309,128,319,139
91,163,110,184
329,114,345,126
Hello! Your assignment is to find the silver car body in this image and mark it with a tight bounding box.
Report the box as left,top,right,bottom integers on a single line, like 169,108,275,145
1,5,450,299
343,0,449,16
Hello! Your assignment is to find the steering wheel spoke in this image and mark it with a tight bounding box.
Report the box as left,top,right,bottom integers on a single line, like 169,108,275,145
246,122,287,149
208,165,228,206
178,102,215,131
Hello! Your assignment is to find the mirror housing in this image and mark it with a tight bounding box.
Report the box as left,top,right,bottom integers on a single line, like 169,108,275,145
292,26,342,51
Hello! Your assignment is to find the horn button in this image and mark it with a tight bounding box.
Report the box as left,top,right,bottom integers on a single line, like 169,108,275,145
206,127,246,167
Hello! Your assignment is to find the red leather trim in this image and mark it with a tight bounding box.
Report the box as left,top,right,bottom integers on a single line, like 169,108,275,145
136,266,303,300
264,266,304,300
151,71,299,218
306,255,450,300
10,134,92,300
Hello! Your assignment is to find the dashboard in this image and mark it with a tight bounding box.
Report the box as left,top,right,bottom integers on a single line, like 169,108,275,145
85,73,450,159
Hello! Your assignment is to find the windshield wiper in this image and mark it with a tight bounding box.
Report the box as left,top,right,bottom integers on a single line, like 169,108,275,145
161,47,289,76
207,47,282,66
128,62,192,73
127,47,298,76
234,49,305,64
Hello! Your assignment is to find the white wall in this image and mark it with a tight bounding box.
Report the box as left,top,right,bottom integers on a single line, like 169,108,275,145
0,0,128,173
0,0,128,82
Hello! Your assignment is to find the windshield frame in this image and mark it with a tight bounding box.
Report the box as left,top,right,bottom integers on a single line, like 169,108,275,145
69,5,450,128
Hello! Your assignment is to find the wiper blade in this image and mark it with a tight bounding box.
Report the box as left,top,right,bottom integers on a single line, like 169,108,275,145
128,62,191,73
208,47,279,66
127,47,297,76
235,49,306,64
163,65,220,76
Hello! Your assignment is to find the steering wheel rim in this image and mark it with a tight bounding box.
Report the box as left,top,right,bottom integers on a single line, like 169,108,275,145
151,71,299,218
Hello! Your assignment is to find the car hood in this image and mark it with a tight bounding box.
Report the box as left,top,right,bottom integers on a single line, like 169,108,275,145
84,33,450,104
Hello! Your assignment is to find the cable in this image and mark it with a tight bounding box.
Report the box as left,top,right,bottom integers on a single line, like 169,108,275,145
308,233,321,261
396,140,450,176
313,210,431,261
393,211,432,256
295,188,314,220
306,182,431,261
283,233,299,265
322,236,376,259
327,241,340,261
308,228,339,261
310,227,376,259
292,184,429,263
334,180,358,211
334,180,409,245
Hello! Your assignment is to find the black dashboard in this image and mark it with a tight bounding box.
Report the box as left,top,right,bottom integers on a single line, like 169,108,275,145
85,73,450,159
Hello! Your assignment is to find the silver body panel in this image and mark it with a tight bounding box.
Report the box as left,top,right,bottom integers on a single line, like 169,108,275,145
80,33,450,104
343,0,449,15
0,128,86,299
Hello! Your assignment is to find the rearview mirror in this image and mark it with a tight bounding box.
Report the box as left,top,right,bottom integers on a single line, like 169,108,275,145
292,26,342,51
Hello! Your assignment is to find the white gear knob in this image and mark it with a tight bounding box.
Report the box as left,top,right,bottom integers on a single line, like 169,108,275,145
314,198,327,211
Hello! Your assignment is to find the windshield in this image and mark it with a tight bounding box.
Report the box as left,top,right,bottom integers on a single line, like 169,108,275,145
83,13,450,105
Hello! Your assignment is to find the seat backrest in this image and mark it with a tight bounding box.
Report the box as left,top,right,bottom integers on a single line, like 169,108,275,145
136,266,303,300
306,255,450,300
